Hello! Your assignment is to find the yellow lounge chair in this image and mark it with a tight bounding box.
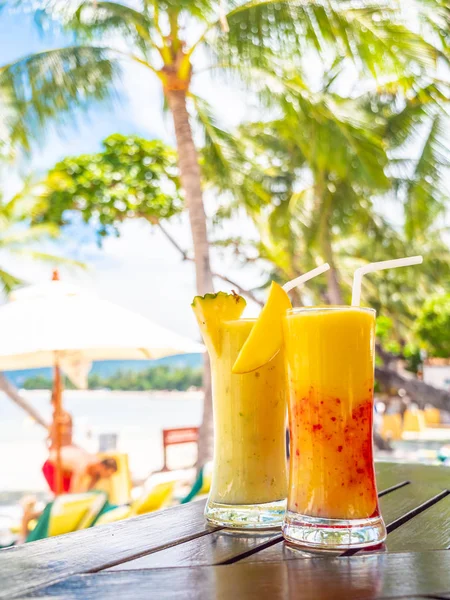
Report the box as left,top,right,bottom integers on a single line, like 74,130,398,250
91,505,132,526
94,480,176,526
27,492,108,542
96,452,132,505
403,408,427,433
132,481,175,515
199,463,212,496
381,413,403,441
424,407,441,427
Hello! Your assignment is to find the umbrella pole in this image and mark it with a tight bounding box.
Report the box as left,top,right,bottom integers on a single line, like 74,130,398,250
52,361,64,495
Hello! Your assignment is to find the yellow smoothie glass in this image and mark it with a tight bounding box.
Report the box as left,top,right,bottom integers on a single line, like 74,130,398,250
282,307,386,549
205,318,288,528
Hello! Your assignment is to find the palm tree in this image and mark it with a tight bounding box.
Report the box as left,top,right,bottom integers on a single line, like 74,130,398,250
2,0,439,464
202,61,449,305
204,104,450,339
0,46,119,161
202,75,392,303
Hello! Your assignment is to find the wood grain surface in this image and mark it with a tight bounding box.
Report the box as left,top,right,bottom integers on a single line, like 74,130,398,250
1,462,449,600
107,463,432,570
386,493,450,551
106,530,280,570
0,500,212,599
24,551,450,600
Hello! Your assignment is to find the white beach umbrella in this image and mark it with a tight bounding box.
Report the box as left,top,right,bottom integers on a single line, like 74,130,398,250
0,274,204,492
0,279,204,372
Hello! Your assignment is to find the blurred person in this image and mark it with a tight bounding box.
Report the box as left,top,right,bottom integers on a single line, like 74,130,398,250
20,456,118,543
43,404,117,494
42,406,75,493
19,496,43,544
43,447,117,495
72,456,118,494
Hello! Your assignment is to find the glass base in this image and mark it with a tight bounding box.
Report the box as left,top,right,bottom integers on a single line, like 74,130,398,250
205,498,286,529
282,511,386,550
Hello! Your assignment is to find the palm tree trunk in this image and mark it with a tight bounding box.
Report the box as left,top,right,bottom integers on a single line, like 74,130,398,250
166,89,214,468
0,372,49,430
317,186,343,305
376,366,450,411
166,90,214,295
322,235,343,305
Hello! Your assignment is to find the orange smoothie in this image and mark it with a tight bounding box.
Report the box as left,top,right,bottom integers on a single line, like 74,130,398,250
283,307,380,521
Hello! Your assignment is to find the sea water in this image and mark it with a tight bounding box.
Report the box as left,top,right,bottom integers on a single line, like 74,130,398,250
0,390,203,494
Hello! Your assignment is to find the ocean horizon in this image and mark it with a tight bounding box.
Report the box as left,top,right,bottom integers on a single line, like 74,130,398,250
0,389,204,495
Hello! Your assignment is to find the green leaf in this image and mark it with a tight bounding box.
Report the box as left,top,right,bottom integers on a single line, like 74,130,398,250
403,113,450,240
72,1,157,55
31,133,182,240
0,269,24,295
207,1,437,77
0,46,119,154
415,293,450,357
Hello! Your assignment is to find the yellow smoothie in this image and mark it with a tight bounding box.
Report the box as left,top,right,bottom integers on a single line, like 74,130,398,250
283,307,380,520
209,319,288,506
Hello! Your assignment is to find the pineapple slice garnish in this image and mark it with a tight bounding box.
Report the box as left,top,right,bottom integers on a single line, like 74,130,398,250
191,291,246,356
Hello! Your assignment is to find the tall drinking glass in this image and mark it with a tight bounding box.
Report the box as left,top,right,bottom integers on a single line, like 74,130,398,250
282,307,386,549
205,318,288,528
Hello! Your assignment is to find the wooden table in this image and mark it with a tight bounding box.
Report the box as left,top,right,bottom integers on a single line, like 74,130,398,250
1,462,450,600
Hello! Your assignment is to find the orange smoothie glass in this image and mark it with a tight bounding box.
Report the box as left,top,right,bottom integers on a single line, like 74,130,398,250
282,307,386,549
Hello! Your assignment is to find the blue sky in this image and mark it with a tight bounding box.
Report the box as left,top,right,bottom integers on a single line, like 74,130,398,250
0,10,160,172
0,7,262,340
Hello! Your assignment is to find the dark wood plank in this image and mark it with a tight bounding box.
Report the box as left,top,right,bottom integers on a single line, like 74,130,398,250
109,478,440,570
23,551,450,600
379,483,447,528
109,462,421,570
0,500,215,600
374,462,449,489
1,462,447,598
386,494,450,552
106,530,280,570
240,480,446,564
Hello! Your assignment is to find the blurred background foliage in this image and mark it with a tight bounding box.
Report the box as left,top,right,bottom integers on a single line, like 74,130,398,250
0,1,448,422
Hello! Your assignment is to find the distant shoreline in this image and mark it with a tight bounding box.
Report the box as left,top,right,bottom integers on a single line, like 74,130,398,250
19,389,204,400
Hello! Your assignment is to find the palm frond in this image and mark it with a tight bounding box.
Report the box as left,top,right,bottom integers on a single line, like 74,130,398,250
416,0,450,56
192,93,282,213
0,223,60,247
370,79,450,149
0,269,24,295
205,1,437,77
71,1,157,56
268,77,390,190
0,46,120,153
404,113,450,240
192,93,243,181
10,248,86,269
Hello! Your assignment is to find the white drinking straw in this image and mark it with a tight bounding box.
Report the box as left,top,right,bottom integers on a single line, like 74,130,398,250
283,263,331,293
351,255,423,307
